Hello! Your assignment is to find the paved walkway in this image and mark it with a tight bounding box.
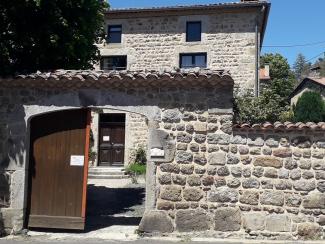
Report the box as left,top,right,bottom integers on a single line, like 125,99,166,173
3,178,323,244
26,178,146,241
2,237,325,244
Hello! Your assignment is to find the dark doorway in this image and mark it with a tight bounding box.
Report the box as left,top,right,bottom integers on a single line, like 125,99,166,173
27,109,90,230
98,113,125,167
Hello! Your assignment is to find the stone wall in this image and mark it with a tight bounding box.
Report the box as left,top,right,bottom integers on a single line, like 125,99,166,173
146,124,325,240
99,11,258,89
126,112,149,165
0,82,232,233
2,76,324,240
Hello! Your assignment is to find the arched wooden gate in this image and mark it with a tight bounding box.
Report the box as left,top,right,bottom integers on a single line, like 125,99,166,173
27,109,90,230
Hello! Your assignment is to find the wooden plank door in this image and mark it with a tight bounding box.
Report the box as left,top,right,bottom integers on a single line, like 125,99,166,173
27,109,90,230
99,123,125,167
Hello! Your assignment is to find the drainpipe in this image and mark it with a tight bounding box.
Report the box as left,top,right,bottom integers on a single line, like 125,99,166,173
255,19,260,97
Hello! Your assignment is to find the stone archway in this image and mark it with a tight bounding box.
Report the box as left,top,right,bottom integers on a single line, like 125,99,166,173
0,70,234,234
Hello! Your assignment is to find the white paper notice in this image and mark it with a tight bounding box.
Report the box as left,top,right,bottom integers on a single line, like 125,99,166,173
103,136,110,142
150,148,165,157
70,155,84,166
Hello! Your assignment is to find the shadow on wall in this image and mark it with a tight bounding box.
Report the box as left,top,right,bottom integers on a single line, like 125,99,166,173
1,86,233,169
0,212,5,236
1,105,27,169
1,88,155,169
85,184,145,232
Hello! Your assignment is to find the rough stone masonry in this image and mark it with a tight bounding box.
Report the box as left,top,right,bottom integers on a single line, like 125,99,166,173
0,70,324,241
100,9,264,90
140,114,325,240
0,70,233,234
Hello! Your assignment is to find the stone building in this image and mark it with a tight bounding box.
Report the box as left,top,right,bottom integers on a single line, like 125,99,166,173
289,77,325,106
0,0,324,241
1,69,324,240
98,0,270,93
90,0,271,173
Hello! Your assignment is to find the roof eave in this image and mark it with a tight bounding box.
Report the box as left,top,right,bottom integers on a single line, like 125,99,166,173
105,2,270,16
260,2,271,46
288,77,325,99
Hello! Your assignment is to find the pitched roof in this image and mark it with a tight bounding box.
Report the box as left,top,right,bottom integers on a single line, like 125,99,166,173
0,69,233,89
233,121,325,131
313,77,325,86
289,77,325,99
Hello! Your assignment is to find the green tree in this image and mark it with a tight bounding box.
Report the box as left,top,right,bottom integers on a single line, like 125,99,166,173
293,53,311,80
314,57,325,77
293,91,325,123
0,0,108,76
234,53,296,123
261,53,291,80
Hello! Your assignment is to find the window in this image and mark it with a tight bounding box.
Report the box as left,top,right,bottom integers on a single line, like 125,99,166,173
180,53,207,68
107,25,122,43
186,21,201,42
101,56,127,70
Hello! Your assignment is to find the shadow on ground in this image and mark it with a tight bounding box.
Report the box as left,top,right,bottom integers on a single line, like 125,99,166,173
29,184,145,234
85,184,145,232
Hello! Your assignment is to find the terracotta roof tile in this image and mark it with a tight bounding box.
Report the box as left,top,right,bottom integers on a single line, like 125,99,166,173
0,69,233,89
233,122,325,131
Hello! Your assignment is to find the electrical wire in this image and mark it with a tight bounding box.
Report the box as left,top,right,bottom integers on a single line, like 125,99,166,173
263,40,325,48
306,51,325,63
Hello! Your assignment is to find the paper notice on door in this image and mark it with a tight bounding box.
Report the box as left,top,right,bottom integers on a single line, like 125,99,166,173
70,155,84,166
103,136,110,142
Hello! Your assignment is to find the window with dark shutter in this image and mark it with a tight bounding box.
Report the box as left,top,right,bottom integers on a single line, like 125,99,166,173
100,56,127,70
180,53,207,68
186,21,201,42
107,25,122,43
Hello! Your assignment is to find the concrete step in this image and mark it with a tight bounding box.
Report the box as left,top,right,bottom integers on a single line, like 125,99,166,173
88,167,129,179
88,171,126,176
88,174,130,179
88,167,124,172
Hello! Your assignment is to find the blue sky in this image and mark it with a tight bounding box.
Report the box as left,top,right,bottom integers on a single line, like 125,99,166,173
108,0,325,67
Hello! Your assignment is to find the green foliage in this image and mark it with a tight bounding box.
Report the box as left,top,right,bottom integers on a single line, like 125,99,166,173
88,128,96,164
293,53,311,81
88,150,97,163
234,53,296,124
279,109,294,122
315,57,325,77
261,53,292,80
134,147,147,165
0,0,108,76
293,91,325,123
125,163,146,176
126,147,147,183
234,88,291,124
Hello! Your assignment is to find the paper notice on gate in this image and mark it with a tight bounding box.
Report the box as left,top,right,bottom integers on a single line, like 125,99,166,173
70,155,85,166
